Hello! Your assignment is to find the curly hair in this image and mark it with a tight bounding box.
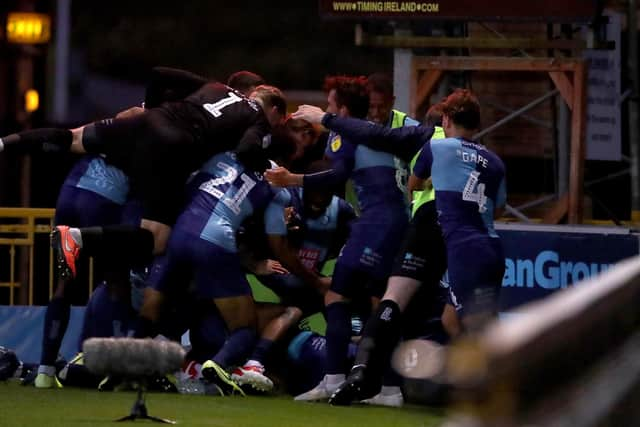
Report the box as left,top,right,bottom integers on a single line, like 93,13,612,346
323,75,369,119
440,89,480,130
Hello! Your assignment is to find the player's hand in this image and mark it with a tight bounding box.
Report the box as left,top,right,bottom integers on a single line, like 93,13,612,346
255,259,289,275
284,206,300,231
264,167,301,187
292,105,326,124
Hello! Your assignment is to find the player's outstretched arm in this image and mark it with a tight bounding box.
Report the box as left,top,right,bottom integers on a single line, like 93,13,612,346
325,114,432,162
292,104,432,161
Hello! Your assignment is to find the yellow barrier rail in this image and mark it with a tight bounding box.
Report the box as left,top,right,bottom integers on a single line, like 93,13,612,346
0,208,96,305
0,208,55,305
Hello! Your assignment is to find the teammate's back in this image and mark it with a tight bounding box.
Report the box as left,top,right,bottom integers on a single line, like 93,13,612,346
417,137,506,241
181,82,269,146
178,151,278,252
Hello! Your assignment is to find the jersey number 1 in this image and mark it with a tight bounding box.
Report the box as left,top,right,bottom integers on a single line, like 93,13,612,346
203,92,243,118
463,170,487,213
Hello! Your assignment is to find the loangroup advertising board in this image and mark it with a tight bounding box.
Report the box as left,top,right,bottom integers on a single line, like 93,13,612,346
496,223,640,311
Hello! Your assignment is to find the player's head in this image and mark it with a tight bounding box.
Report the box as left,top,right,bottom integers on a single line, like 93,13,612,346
366,72,395,125
303,160,335,218
424,102,444,128
284,116,318,161
227,70,265,96
265,124,298,167
323,75,369,119
250,85,287,127
440,88,480,134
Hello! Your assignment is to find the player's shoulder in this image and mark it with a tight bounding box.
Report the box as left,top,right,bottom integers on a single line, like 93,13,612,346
336,196,356,215
474,143,505,170
429,137,461,153
326,131,353,154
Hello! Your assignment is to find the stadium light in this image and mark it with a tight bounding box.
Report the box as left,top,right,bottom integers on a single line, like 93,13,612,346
24,89,39,113
6,12,51,44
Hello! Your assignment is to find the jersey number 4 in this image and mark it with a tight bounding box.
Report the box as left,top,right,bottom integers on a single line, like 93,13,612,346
203,92,243,118
462,170,487,213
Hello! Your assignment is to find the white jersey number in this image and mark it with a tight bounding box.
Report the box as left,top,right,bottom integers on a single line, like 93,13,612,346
199,161,256,214
462,170,487,213
203,92,243,118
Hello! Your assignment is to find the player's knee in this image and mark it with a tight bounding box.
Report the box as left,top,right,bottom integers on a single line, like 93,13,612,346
283,306,303,325
324,289,348,306
383,277,421,311
140,289,164,323
140,220,171,254
217,296,257,330
441,304,462,339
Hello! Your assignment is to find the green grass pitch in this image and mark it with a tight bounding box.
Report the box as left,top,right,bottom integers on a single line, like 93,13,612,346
0,381,445,426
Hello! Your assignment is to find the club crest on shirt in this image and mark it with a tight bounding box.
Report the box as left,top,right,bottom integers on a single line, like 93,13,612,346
330,136,342,152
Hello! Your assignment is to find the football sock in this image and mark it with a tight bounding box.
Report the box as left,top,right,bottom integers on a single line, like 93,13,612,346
325,302,351,375
354,300,402,379
248,338,274,365
213,327,256,369
40,296,71,366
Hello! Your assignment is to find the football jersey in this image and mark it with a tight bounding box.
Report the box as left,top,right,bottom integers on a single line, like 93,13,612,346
413,137,506,241
265,188,355,271
323,131,409,215
176,82,271,152
175,151,287,252
62,155,129,205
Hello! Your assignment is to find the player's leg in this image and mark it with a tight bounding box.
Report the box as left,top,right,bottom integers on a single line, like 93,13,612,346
212,294,257,365
0,111,145,155
207,269,259,370
252,305,303,363
38,188,123,388
236,273,322,390
51,112,190,279
331,203,447,405
233,303,302,392
442,303,463,338
50,168,179,281
0,128,74,154
176,304,228,395
51,222,156,280
133,248,187,339
56,282,136,389
294,261,361,401
447,237,504,334
184,242,255,396
202,294,256,396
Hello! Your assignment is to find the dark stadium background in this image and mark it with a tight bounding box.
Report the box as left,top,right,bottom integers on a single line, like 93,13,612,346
0,0,633,304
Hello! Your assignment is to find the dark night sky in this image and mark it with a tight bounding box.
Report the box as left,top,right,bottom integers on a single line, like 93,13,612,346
70,0,395,89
